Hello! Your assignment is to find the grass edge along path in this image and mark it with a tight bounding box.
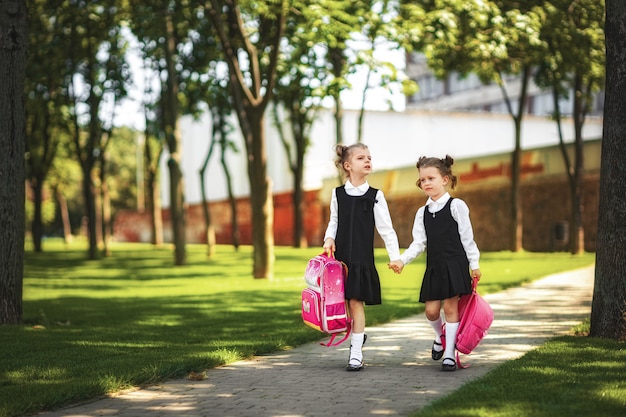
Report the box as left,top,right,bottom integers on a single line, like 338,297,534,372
409,323,626,417
1,242,596,417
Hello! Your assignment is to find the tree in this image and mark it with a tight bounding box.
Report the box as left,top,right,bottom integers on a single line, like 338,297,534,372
204,0,290,278
535,0,605,254
0,0,27,324
64,1,129,260
590,0,626,341
270,1,330,248
199,75,240,254
139,55,164,246
128,1,211,265
24,0,71,252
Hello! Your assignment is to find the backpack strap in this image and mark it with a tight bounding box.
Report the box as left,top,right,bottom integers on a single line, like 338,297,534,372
320,321,352,347
455,351,470,369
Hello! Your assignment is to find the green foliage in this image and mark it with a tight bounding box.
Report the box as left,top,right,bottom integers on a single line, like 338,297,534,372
0,242,595,416
534,0,605,100
405,0,545,82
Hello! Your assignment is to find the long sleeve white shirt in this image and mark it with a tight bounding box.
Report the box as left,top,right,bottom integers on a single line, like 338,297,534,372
399,192,480,270
324,180,401,261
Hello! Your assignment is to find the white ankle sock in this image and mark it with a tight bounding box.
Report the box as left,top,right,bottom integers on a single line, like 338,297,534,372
443,321,459,361
349,332,365,364
428,317,444,349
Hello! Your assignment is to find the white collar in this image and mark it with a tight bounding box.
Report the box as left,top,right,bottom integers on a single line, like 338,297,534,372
345,180,370,192
426,192,451,208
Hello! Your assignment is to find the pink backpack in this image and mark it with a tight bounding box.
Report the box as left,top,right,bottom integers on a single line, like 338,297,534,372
301,252,351,346
442,279,494,368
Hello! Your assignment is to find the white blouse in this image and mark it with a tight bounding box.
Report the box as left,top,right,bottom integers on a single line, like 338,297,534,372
324,180,400,261
399,192,480,270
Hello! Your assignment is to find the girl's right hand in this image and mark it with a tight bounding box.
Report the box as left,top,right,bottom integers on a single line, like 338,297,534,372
323,238,336,256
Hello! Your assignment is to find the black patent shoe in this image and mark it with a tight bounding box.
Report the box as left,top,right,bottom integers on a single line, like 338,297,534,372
431,341,444,361
346,334,367,371
441,358,457,372
346,359,364,371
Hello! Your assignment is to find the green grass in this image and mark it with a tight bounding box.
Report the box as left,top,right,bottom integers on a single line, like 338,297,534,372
410,322,626,417
0,241,597,417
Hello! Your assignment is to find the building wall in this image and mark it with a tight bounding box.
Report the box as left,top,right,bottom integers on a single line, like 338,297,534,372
162,108,603,207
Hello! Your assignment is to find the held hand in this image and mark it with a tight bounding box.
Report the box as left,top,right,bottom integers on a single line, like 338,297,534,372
388,260,404,274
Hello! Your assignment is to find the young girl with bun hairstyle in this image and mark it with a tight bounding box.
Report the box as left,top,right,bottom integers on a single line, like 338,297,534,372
323,143,401,371
389,155,481,371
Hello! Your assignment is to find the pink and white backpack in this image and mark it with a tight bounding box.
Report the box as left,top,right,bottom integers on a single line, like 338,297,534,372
442,278,494,368
301,252,351,346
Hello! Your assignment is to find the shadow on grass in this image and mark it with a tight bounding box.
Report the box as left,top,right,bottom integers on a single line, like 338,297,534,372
4,289,323,415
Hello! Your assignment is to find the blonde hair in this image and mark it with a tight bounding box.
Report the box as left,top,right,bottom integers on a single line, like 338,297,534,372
416,155,458,189
334,143,369,179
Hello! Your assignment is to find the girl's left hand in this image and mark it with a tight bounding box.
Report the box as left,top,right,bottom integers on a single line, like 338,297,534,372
471,269,482,281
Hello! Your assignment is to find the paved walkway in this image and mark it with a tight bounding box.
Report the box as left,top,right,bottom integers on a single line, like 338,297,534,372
41,265,595,417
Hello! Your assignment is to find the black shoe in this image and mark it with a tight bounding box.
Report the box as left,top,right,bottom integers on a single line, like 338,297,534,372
431,341,444,361
346,334,367,371
346,359,364,371
441,358,456,372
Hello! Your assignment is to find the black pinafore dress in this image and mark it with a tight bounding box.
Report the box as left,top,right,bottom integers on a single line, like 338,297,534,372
334,185,382,305
419,198,472,303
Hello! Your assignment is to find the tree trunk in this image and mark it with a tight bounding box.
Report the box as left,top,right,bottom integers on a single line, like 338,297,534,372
100,154,111,257
199,135,216,257
293,160,306,248
0,0,27,324
503,66,530,253
56,188,73,244
31,180,44,252
357,65,373,143
329,46,345,146
590,0,626,341
163,9,186,265
247,111,274,278
167,156,186,265
510,139,522,252
571,73,586,254
82,172,98,259
148,171,164,246
144,125,163,247
220,142,239,250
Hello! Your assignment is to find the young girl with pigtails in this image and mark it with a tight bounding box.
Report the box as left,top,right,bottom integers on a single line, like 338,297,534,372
389,155,481,371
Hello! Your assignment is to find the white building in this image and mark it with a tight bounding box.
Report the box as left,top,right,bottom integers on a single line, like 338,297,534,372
404,53,605,117
161,108,603,207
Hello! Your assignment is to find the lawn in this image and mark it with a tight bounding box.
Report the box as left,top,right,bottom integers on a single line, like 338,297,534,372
0,241,600,416
410,325,626,417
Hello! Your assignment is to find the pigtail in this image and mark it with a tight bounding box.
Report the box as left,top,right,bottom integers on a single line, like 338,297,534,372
444,155,458,189
334,144,347,173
